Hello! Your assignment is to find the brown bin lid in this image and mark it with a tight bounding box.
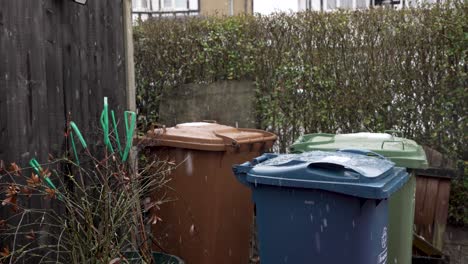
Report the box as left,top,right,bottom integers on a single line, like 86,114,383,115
141,122,277,151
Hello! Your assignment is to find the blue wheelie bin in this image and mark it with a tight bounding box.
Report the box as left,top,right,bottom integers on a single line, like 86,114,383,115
233,150,409,264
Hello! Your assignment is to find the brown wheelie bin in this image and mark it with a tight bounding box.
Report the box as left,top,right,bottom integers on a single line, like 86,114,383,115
139,122,276,264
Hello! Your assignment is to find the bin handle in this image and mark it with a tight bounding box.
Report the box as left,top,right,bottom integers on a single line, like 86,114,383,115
384,130,403,138
307,162,361,176
202,120,217,124
232,162,253,187
381,140,405,150
232,154,278,187
213,130,277,149
299,133,335,144
337,149,387,160
251,153,279,165
213,131,239,148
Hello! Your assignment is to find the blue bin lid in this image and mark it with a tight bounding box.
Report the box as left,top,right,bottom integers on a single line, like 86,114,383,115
234,150,409,199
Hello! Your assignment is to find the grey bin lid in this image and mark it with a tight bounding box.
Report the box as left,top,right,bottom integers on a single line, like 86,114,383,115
236,151,409,199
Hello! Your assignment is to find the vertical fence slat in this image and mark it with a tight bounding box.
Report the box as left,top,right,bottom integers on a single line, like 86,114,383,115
432,179,451,250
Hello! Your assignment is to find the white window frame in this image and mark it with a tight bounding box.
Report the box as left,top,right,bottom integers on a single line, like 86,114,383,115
162,0,189,11
133,0,150,11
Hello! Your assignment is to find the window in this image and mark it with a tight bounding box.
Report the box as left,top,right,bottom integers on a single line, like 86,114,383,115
356,0,368,8
162,0,188,10
327,0,337,9
374,0,402,5
340,0,353,9
133,0,149,10
132,0,199,20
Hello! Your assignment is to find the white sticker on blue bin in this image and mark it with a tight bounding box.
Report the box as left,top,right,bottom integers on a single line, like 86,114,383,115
378,227,388,264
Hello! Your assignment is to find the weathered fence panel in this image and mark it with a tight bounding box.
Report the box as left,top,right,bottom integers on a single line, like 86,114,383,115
0,0,128,166
414,147,457,250
0,1,128,251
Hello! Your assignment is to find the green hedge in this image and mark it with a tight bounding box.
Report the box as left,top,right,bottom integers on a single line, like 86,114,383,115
135,2,467,224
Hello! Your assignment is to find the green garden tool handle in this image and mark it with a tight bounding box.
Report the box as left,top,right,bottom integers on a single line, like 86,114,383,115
30,159,41,174
121,111,136,162
29,158,58,191
111,110,122,156
100,97,114,153
70,121,87,165
70,122,87,149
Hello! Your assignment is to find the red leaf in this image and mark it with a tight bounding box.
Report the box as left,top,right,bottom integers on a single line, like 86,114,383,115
3,184,19,209
25,229,36,240
0,246,10,257
147,214,162,225
41,168,51,178
27,173,42,188
109,258,121,264
0,160,5,173
8,162,21,176
21,187,33,198
44,188,56,200
0,219,7,229
2,196,14,206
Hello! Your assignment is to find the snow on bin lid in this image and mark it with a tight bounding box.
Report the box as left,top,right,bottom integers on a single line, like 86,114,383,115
240,151,409,199
143,122,277,151
289,132,428,169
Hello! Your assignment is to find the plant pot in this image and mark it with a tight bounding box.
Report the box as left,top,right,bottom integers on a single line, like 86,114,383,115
123,251,184,264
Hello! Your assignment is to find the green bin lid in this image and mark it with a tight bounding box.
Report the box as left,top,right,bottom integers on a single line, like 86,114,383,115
289,132,428,169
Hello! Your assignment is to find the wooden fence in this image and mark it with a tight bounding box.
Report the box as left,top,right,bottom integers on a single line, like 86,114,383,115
0,0,128,166
414,147,458,251
0,1,130,250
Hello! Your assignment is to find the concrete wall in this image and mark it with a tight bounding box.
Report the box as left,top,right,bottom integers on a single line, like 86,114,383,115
200,0,253,15
158,81,257,128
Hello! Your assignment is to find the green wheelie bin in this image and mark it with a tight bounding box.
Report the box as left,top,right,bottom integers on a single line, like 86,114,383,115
289,131,428,264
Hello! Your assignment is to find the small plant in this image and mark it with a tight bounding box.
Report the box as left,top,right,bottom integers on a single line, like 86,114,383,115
0,105,173,263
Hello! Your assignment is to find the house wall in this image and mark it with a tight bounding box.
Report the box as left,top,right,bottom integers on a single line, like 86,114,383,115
132,0,252,19
298,0,370,11
133,0,200,12
199,0,253,15
297,0,445,11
